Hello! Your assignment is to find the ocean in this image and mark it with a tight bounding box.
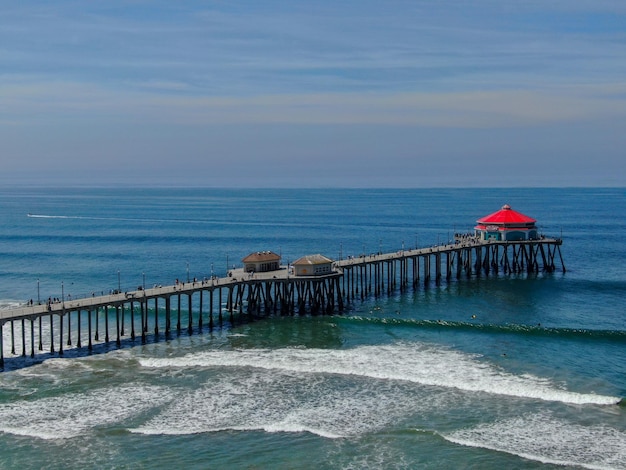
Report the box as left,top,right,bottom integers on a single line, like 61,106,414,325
0,187,624,469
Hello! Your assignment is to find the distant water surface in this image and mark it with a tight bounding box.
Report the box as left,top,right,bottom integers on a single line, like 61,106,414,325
0,187,625,469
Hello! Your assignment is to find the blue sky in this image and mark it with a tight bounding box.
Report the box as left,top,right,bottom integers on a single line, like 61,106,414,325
1,1,625,187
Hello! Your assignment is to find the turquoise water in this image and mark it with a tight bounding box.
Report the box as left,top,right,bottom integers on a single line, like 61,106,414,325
0,187,625,469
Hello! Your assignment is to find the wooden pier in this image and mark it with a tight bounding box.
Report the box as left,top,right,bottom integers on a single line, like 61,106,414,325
0,237,564,367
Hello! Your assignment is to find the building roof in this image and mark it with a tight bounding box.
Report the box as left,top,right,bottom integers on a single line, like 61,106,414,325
292,254,333,265
476,204,536,225
242,251,281,263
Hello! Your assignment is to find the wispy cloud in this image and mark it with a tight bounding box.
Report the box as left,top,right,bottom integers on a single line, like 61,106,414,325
2,1,625,96
3,78,626,128
1,1,625,186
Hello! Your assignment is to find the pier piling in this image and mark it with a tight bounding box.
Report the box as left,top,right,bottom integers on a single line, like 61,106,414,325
0,238,564,367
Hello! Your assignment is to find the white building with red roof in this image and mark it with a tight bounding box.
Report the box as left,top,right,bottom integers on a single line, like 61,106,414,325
474,204,538,241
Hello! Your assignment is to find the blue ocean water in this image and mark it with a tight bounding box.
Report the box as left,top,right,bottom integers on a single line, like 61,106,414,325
0,187,625,469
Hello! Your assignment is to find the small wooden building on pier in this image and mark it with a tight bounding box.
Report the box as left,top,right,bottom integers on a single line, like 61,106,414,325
292,254,334,276
242,251,281,273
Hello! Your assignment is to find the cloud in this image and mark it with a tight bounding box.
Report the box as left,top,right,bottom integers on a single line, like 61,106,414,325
1,1,625,187
2,1,625,98
2,78,626,129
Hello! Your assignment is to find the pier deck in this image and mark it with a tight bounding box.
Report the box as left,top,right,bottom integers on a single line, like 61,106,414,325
0,237,564,366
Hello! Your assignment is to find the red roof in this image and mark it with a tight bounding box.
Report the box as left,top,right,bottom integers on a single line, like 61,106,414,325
476,204,536,225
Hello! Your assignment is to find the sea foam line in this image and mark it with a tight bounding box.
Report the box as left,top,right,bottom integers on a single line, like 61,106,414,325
0,385,172,440
129,368,427,439
441,412,626,470
138,343,620,406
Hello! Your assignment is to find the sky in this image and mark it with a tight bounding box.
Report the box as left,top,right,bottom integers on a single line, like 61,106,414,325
1,1,625,187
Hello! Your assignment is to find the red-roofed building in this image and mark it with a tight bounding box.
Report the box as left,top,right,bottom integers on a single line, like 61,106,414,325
474,204,538,241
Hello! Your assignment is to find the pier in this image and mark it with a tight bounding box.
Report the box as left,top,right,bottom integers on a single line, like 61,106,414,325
0,236,564,368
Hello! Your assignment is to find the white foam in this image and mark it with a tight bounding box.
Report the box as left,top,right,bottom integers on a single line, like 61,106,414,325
0,385,172,440
138,342,620,406
130,369,442,438
260,422,342,439
442,412,626,470
0,361,70,390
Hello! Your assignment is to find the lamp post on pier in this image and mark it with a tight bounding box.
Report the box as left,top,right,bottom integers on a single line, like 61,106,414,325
117,270,121,292
37,279,40,305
